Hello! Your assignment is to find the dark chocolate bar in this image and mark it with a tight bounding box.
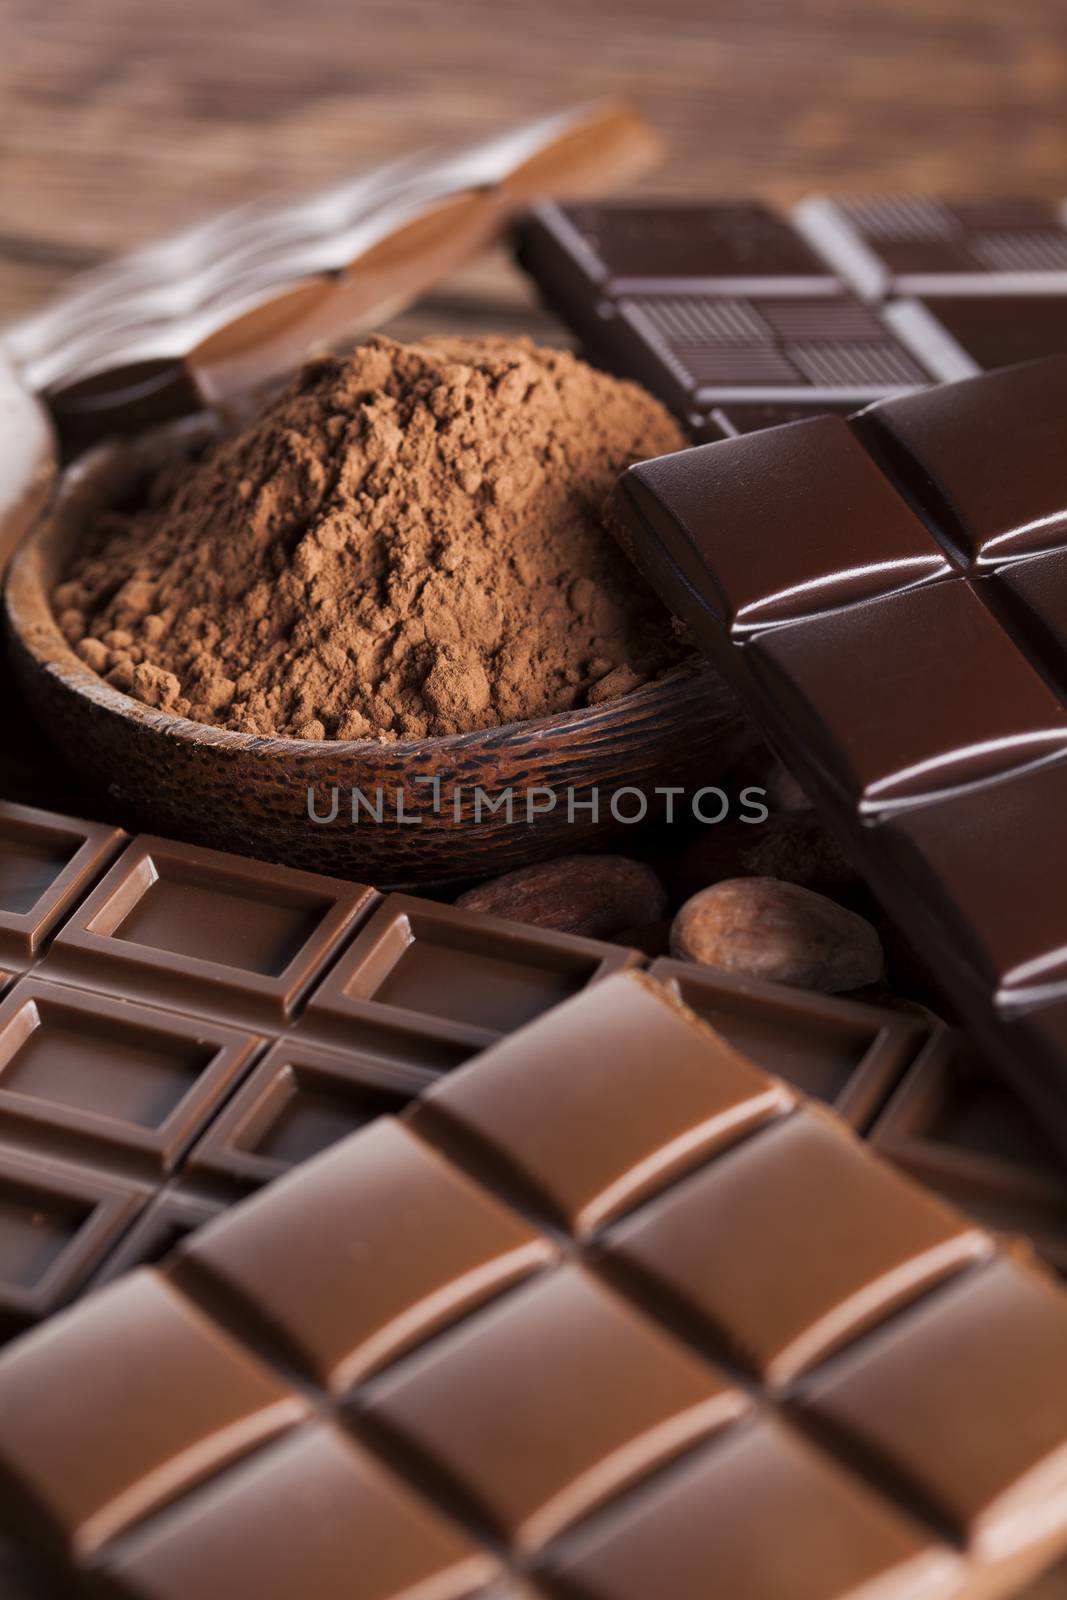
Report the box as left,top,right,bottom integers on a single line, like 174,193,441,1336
794,194,1067,300
610,352,1067,1152
884,294,1067,382
0,973,1065,1597
515,201,937,437
515,198,1067,441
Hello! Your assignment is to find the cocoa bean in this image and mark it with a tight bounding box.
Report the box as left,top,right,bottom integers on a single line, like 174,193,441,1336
664,812,862,907
457,855,668,941
670,877,885,993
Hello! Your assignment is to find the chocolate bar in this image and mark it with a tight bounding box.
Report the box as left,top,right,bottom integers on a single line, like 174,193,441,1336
793,195,1067,300
515,197,1067,439
5,789,1067,1351
515,201,937,438
883,294,1067,382
0,973,1066,1598
0,798,647,1340
610,352,1067,1152
870,1031,1067,1277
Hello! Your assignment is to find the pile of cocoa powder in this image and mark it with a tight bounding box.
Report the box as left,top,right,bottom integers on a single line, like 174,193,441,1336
54,335,689,742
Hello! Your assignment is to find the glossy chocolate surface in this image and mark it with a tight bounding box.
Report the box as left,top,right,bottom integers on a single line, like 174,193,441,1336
611,354,1067,1147
869,356,1067,568
0,974,1064,1598
620,417,951,636
748,578,1067,809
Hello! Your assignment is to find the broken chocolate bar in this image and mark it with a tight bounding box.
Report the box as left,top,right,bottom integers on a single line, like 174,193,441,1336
0,973,1065,1598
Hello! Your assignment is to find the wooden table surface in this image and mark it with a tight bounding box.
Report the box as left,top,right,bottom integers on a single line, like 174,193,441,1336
3,0,1066,334
3,8,1067,1595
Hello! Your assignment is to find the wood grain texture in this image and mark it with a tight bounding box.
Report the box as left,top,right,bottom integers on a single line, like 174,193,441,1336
2,0,1066,334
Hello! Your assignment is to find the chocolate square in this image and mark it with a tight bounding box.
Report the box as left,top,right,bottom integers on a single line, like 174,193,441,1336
646,958,926,1127
882,759,1067,1006
411,972,790,1236
608,1111,987,1387
867,356,1067,569
802,1259,1067,1550
173,1118,554,1393
554,1416,958,1600
0,1152,143,1335
187,1040,431,1190
364,1263,747,1551
0,803,125,970
617,418,953,638
43,837,376,1030
518,200,836,307
103,1423,498,1600
748,578,1067,812
0,1271,307,1555
302,894,638,1061
0,978,260,1178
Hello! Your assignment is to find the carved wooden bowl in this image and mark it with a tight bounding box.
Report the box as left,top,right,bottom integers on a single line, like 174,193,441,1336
4,420,749,889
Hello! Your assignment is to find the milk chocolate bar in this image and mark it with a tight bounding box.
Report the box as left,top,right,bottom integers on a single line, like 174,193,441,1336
0,973,1066,1598
611,352,1067,1152
4,789,1066,1350
514,197,1067,438
0,799,643,1340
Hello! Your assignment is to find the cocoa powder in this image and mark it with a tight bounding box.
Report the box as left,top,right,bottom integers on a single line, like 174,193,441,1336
55,335,689,742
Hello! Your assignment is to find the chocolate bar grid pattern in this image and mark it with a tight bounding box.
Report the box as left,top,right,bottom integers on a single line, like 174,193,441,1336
514,198,1067,438
614,352,1067,1154
2,793,1066,1351
794,196,1067,388
0,800,641,1341
1,972,1066,1600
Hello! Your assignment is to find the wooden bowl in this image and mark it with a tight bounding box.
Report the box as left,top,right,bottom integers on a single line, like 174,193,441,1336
4,419,750,889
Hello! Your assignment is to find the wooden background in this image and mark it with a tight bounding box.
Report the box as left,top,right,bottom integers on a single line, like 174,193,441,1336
2,7,1067,1595
3,0,1066,337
